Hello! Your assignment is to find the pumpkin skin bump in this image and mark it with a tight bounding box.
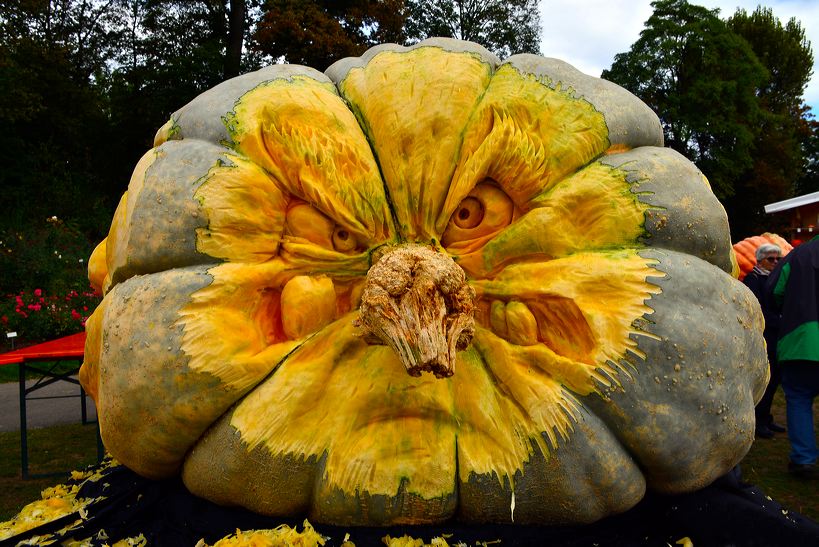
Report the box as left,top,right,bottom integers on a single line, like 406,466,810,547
81,38,767,526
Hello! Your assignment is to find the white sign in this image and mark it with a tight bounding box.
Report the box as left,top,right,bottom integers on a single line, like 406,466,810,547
6,332,17,338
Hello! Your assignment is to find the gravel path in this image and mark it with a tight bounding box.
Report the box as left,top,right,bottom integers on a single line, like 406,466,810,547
0,376,97,432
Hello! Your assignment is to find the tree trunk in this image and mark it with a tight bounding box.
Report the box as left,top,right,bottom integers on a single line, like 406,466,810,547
224,0,245,80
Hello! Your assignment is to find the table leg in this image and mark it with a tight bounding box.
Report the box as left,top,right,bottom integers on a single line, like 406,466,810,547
80,386,88,425
18,361,29,480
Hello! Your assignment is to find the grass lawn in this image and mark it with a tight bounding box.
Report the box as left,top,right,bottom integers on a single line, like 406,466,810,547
0,423,99,521
0,391,816,526
0,362,83,384
737,390,819,521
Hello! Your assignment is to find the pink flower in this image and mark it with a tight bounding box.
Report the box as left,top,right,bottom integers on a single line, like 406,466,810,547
71,309,81,320
33,289,42,297
1,315,7,324
27,304,41,311
15,296,23,306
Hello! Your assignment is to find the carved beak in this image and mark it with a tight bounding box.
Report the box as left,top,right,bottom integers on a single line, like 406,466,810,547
355,244,475,378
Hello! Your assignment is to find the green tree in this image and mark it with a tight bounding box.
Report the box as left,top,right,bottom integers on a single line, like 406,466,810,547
0,0,265,293
253,0,406,69
795,113,819,196
405,0,540,58
0,0,119,233
103,0,266,204
602,0,766,206
726,7,814,238
0,0,122,293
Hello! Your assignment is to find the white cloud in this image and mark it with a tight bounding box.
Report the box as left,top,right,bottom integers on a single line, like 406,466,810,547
538,0,818,111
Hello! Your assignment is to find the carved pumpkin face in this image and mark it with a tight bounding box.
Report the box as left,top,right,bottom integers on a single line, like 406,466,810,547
80,39,767,526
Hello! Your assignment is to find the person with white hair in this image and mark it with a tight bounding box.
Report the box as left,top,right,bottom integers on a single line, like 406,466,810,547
743,242,785,439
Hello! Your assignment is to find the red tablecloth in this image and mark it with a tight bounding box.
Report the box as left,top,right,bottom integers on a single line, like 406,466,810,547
0,332,86,365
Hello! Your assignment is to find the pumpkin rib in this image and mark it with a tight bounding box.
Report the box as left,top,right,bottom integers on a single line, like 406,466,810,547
106,140,236,290
583,248,766,492
606,147,735,273
225,76,395,245
335,46,496,241
503,54,664,151
168,65,333,146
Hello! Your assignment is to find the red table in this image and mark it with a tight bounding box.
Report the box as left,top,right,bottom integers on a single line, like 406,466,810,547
0,332,101,478
0,332,86,365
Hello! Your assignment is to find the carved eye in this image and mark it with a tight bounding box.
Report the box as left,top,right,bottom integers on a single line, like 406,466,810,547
453,197,484,229
442,181,515,248
286,202,360,253
332,227,357,252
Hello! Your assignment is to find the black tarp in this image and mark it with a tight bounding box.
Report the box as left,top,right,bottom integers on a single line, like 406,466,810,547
2,462,818,547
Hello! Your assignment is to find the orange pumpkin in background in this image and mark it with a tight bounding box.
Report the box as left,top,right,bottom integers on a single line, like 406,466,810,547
732,233,792,281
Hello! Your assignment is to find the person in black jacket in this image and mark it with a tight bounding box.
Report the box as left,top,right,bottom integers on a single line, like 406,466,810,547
743,243,785,439
766,236,819,478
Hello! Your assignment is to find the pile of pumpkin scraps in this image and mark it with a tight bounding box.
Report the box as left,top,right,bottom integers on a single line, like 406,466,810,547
196,520,338,546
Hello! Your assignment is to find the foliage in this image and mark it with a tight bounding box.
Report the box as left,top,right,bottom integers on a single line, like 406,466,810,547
0,216,98,295
103,1,266,189
0,214,98,344
0,287,99,346
603,0,815,239
795,114,819,195
602,0,766,205
252,0,541,69
1,1,267,254
0,1,121,237
404,0,540,58
253,0,406,69
724,7,814,239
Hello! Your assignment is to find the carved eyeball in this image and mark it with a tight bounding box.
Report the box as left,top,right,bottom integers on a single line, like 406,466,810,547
286,202,360,253
442,181,515,248
332,227,357,252
453,197,484,229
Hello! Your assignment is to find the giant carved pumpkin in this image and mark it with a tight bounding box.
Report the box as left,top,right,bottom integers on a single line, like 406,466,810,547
80,39,768,526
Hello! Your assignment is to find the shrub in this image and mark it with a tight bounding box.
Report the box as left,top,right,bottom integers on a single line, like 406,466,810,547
0,216,97,296
0,288,100,350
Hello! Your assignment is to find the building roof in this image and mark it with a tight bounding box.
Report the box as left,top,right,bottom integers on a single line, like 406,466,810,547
764,191,819,214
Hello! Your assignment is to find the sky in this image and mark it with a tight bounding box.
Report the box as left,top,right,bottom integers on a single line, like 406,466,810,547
538,0,819,112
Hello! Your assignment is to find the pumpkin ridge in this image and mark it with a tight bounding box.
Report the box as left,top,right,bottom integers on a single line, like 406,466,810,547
441,64,611,237
336,47,494,240
463,329,578,472
221,75,394,245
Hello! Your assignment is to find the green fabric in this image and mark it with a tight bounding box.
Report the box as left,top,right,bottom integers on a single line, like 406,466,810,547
777,320,819,362
773,261,790,308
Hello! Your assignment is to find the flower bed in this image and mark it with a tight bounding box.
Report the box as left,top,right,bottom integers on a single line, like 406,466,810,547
0,288,100,350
